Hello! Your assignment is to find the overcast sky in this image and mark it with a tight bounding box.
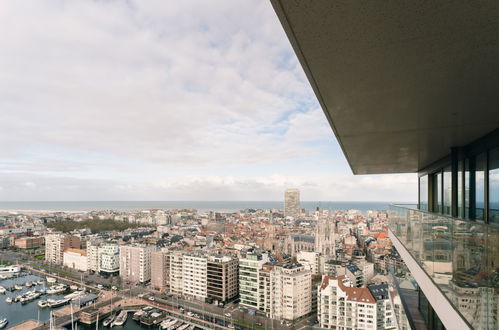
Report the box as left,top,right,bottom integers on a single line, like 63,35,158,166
0,0,416,202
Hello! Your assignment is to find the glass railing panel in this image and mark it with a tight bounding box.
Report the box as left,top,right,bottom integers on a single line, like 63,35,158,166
388,205,498,329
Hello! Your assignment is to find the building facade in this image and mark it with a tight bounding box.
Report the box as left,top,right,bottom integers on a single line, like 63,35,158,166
98,242,120,275
284,188,300,218
151,250,170,292
119,245,154,283
45,234,80,265
63,248,88,272
239,251,269,310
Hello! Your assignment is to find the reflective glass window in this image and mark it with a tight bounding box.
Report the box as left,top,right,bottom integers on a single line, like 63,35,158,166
443,165,452,215
475,153,486,220
433,172,442,213
419,175,428,211
457,160,463,217
489,147,499,224
465,159,471,219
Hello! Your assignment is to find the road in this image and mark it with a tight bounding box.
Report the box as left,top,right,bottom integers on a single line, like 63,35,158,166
5,249,321,330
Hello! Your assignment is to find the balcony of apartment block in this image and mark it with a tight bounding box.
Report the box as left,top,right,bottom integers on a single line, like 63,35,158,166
388,204,499,330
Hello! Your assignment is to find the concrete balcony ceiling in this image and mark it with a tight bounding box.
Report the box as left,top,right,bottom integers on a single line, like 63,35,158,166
271,0,499,174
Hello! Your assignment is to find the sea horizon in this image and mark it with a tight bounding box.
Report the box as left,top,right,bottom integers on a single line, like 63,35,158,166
0,200,415,213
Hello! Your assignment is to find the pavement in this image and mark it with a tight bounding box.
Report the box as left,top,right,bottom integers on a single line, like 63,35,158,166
7,249,322,330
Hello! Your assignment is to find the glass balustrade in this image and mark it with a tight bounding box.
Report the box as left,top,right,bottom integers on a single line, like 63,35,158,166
388,204,499,329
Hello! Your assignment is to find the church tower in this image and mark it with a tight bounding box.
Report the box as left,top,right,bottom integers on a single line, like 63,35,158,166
315,217,336,257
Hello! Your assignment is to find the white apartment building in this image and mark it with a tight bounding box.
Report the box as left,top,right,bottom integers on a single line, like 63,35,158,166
318,275,382,329
182,254,208,300
119,244,155,283
261,263,312,321
165,252,238,303
367,283,396,329
45,233,80,265
99,242,120,274
169,251,184,295
297,251,321,275
63,248,88,272
239,251,269,310
86,239,102,272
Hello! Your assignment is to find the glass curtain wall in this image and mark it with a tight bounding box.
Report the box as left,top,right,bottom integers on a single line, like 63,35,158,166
443,166,452,215
475,153,486,221
489,147,499,224
419,175,428,211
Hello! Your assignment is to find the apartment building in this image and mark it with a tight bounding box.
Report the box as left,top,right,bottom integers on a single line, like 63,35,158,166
239,251,269,310
169,251,184,295
45,233,80,264
368,283,396,330
119,244,155,283
151,250,170,292
207,255,238,304
86,239,102,273
296,251,321,275
182,253,207,300
271,2,499,327
345,261,374,288
14,236,44,249
260,263,312,321
318,275,379,329
98,242,120,275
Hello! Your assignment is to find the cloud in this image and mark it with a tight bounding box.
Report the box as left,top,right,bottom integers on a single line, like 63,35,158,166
0,0,320,169
0,172,417,202
0,1,416,202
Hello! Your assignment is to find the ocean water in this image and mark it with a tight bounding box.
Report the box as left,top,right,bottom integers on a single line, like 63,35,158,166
0,201,401,213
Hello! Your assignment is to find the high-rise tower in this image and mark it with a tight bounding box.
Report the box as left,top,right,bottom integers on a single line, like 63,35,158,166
284,188,300,218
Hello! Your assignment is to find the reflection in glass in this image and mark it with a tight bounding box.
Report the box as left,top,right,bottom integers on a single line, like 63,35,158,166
443,166,452,215
465,159,471,219
388,205,498,329
434,172,442,213
419,175,428,211
489,147,499,224
475,154,486,220
458,160,463,217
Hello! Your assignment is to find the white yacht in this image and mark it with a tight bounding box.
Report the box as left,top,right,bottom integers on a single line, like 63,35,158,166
0,318,7,329
0,266,20,276
0,286,5,294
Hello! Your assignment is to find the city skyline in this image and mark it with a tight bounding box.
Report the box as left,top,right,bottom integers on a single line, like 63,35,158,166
0,0,416,202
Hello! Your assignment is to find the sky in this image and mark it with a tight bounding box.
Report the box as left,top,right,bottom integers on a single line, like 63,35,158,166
0,0,417,202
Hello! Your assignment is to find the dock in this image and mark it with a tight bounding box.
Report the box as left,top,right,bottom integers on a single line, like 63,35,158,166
9,320,43,330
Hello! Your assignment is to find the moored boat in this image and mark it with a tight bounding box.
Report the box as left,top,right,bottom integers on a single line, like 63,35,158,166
102,315,115,327
0,317,8,329
4,297,12,303
38,300,48,308
0,286,5,294
112,310,128,326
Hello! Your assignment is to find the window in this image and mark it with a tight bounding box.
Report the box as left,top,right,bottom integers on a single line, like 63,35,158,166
433,172,442,213
443,166,452,215
465,158,471,219
458,160,463,217
419,175,428,211
475,153,486,220
489,147,499,224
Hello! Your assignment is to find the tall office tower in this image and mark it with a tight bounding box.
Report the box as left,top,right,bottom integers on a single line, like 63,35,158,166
318,275,389,329
151,250,170,292
45,233,80,265
315,218,336,257
98,242,120,275
239,251,269,310
284,188,300,218
260,263,312,321
207,255,239,304
119,244,155,283
271,2,499,327
86,239,102,272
